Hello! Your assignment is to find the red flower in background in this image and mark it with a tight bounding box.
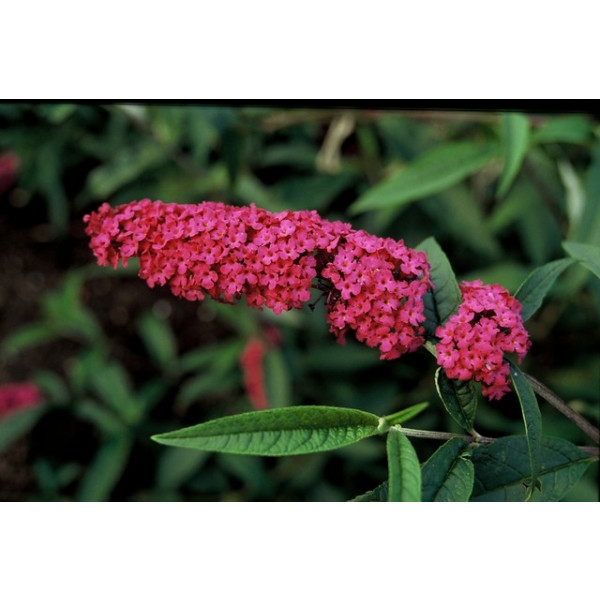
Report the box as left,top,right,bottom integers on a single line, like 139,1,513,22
0,382,43,419
0,151,20,196
240,338,269,410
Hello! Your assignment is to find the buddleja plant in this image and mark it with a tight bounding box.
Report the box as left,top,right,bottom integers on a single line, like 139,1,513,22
84,198,600,501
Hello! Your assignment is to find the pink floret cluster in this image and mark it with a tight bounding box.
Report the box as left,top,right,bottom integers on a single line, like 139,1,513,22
84,199,349,314
0,382,43,419
435,280,531,400
322,231,431,359
84,199,432,359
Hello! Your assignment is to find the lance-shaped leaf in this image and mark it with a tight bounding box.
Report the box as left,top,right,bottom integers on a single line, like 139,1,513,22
421,438,474,501
349,141,500,214
435,368,479,433
416,237,461,335
563,241,600,281
497,113,530,197
509,362,542,496
151,406,380,456
0,404,46,454
471,435,593,501
386,427,421,502
515,258,575,321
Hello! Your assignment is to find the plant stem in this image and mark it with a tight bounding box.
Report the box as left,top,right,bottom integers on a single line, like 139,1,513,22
523,373,600,445
399,427,495,445
398,427,599,458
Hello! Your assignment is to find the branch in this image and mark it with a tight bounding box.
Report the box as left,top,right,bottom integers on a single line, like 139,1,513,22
523,373,600,445
398,427,599,458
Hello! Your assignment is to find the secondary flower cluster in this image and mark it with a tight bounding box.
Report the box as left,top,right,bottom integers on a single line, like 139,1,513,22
435,280,531,400
322,230,431,359
0,382,43,419
84,199,432,360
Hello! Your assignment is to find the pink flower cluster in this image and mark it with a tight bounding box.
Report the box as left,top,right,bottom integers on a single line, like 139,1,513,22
84,199,348,314
322,230,431,359
0,382,43,419
435,280,531,400
84,199,432,360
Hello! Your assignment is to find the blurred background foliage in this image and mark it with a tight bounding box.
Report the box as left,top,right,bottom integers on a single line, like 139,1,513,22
0,104,597,501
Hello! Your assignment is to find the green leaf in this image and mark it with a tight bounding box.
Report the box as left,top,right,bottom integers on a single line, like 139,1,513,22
76,434,132,502
421,438,474,501
382,402,429,427
349,141,500,214
1,322,59,356
137,312,178,371
152,406,380,456
87,143,167,198
90,362,142,425
222,126,246,186
497,113,530,197
420,187,502,260
0,405,46,454
563,241,600,281
264,347,292,408
532,115,592,145
156,447,210,490
349,481,389,501
435,368,479,433
509,362,542,496
386,428,421,502
416,237,461,335
471,435,593,501
515,258,576,321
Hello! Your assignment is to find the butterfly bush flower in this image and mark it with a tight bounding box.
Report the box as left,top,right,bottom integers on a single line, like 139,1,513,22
321,230,431,359
84,199,432,360
0,382,43,419
435,280,531,400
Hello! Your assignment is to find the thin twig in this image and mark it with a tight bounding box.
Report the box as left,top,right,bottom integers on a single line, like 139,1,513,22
523,373,600,445
399,427,495,445
398,427,599,458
